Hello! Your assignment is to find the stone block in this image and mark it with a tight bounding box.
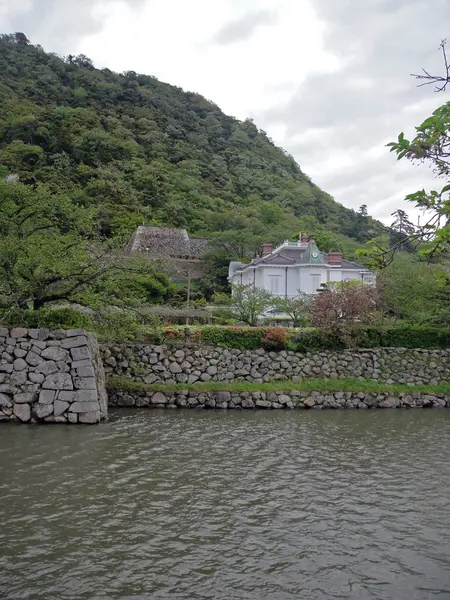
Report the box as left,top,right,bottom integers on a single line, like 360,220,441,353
169,362,182,374
207,366,218,376
56,361,70,373
215,401,228,409
66,329,86,338
71,359,93,369
0,393,12,408
31,339,47,350
54,400,70,416
151,392,167,404
61,336,88,349
34,403,54,419
13,404,30,422
28,329,50,340
11,328,28,338
0,384,18,395
214,391,231,403
10,371,28,386
13,358,28,371
67,413,78,423
14,392,37,404
241,398,254,408
0,328,9,337
43,373,73,390
57,391,77,402
278,394,291,405
39,390,56,404
26,351,44,366
76,390,98,402
255,400,271,408
14,348,27,358
71,346,91,361
77,366,95,377
117,395,135,407
78,411,100,424
73,377,96,390
41,346,69,362
36,360,58,375
69,401,99,413
0,364,13,374
44,416,67,423
303,397,315,408
29,372,45,384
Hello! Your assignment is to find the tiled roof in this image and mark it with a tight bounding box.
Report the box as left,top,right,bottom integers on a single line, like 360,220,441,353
128,226,208,259
240,242,367,270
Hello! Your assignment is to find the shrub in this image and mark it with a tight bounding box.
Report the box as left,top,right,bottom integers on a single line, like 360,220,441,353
287,328,344,352
287,325,450,352
378,325,450,349
0,307,92,329
261,327,287,351
35,308,92,329
200,326,265,350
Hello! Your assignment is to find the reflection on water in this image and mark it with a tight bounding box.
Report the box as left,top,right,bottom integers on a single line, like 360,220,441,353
1,409,450,600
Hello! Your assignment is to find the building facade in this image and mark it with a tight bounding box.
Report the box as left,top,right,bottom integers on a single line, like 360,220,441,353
228,235,375,297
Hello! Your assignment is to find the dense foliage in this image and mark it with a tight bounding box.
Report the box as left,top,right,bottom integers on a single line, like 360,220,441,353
0,33,386,264
0,179,172,312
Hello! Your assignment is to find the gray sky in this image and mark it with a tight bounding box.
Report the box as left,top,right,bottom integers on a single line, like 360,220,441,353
2,0,449,224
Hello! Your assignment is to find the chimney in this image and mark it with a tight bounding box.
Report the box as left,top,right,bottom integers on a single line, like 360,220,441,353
299,233,309,247
262,242,273,256
328,251,342,266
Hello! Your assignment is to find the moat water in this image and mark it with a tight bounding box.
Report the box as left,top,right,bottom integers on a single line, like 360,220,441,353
1,409,450,600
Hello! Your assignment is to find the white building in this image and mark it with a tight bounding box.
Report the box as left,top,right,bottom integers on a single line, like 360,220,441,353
228,235,375,297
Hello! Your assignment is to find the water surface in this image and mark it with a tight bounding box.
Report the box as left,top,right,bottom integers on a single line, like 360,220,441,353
1,409,450,600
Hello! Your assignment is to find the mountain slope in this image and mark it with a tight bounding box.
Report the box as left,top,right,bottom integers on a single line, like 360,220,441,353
0,32,386,257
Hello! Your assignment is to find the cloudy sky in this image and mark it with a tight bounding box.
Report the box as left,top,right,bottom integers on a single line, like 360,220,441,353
2,0,449,223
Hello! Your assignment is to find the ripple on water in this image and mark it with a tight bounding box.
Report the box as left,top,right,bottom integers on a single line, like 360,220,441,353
0,409,450,600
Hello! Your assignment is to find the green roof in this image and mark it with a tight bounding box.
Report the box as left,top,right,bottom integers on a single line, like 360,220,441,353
300,239,326,264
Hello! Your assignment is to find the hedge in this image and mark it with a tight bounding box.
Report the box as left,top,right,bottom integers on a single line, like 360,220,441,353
288,326,450,351
160,324,450,351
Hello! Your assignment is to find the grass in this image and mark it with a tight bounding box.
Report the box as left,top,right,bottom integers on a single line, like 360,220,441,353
107,376,450,396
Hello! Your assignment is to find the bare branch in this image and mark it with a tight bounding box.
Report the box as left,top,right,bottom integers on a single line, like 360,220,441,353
411,39,450,92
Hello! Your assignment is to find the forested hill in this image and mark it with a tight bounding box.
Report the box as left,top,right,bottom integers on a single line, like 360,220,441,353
0,33,386,258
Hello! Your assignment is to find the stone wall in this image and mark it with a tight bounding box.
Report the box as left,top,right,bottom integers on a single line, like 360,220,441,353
109,389,450,410
101,343,450,386
0,328,107,424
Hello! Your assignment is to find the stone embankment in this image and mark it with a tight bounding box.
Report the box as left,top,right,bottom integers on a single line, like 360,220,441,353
109,389,450,410
101,343,450,386
0,328,107,424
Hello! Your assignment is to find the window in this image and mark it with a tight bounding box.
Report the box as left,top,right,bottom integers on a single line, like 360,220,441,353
268,275,280,294
311,274,321,292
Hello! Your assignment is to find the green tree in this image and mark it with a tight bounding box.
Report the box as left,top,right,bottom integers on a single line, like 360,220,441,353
377,253,450,326
0,180,168,310
271,293,314,327
387,45,450,260
389,209,416,251
215,284,274,326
